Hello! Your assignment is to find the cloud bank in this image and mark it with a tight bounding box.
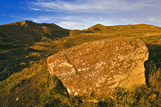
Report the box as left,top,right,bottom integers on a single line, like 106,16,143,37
24,0,161,29
30,0,156,12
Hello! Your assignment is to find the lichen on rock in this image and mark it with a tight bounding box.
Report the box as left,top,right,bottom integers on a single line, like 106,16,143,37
47,38,149,97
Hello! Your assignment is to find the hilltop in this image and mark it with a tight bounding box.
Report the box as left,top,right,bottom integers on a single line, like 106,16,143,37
0,21,161,106
70,23,161,37
0,20,69,46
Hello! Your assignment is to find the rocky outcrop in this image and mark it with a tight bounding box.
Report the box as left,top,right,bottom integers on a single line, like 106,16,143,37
47,38,149,97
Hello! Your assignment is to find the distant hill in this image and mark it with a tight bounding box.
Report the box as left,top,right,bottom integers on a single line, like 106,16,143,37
0,21,69,49
83,23,161,33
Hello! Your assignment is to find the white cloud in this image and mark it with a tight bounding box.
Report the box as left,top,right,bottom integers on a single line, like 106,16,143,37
26,15,84,23
148,18,161,23
59,21,88,29
30,0,156,13
24,15,133,29
29,7,41,11
24,15,92,29
27,16,55,22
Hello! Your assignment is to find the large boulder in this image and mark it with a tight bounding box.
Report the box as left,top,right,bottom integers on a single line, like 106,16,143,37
47,38,149,97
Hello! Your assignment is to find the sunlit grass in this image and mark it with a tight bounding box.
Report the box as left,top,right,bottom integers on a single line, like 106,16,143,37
0,23,161,106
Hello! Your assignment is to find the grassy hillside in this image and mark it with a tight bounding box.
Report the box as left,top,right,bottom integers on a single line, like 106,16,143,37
0,21,69,81
0,21,161,106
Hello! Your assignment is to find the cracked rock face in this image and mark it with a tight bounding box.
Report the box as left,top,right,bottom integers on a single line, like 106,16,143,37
47,38,149,97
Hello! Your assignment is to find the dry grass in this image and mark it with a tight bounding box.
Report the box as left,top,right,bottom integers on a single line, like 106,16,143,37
0,22,161,106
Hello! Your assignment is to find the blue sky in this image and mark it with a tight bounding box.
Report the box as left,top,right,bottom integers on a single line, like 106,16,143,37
1,0,161,29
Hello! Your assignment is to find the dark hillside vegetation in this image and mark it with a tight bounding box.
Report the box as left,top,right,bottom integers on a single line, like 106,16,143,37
0,21,69,81
0,21,161,106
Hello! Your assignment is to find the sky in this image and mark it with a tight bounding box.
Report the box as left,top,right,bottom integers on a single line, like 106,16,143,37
1,0,161,29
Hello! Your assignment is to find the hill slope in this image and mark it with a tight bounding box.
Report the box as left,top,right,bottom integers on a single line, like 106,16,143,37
0,20,69,47
0,21,69,81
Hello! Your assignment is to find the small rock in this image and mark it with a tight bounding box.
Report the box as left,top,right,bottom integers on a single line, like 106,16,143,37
16,97,19,101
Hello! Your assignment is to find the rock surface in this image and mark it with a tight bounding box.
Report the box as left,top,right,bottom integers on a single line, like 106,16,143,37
47,38,149,97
